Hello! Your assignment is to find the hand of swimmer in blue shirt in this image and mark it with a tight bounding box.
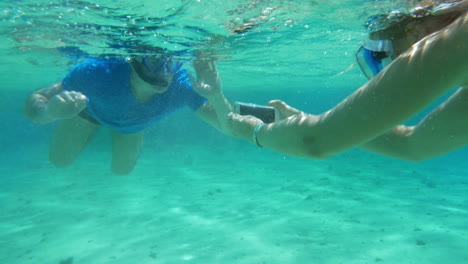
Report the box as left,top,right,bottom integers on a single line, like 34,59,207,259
190,55,239,135
47,90,87,120
191,59,221,99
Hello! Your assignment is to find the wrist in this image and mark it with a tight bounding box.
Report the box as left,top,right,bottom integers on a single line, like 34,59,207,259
204,90,224,101
252,122,265,147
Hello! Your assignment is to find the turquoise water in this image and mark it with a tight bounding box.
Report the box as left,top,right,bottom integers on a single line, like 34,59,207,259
1,1,468,264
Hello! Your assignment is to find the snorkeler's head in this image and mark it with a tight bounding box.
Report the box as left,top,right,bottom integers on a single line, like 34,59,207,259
356,1,465,79
129,55,182,90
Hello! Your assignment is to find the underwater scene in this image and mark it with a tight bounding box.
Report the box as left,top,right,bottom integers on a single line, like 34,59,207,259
1,0,467,263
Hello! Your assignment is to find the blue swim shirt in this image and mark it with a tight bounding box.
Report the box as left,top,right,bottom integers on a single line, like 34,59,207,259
62,58,207,134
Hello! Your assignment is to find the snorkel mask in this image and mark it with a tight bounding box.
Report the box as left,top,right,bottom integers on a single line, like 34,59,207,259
355,39,394,79
356,1,465,79
130,55,183,87
142,56,182,74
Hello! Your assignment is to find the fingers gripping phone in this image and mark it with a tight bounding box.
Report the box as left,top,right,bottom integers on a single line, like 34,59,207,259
234,102,279,123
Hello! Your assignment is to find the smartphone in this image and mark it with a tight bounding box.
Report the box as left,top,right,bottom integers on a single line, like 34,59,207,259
234,102,279,123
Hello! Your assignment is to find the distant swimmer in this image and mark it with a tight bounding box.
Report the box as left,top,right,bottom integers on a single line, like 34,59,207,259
24,54,232,174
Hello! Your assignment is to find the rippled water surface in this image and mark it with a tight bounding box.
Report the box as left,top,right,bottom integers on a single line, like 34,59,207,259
1,0,414,92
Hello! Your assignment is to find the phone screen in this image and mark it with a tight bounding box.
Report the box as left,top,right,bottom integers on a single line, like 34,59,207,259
236,103,277,123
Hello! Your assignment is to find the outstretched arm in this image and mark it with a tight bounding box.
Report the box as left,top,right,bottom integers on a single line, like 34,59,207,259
228,13,468,159
24,82,87,124
360,87,468,161
246,87,468,161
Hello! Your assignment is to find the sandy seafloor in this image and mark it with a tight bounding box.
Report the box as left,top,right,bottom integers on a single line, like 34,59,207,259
2,1,468,263
1,105,468,264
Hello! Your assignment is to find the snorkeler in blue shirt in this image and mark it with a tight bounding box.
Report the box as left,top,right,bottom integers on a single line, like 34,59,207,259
62,57,208,134
24,55,232,175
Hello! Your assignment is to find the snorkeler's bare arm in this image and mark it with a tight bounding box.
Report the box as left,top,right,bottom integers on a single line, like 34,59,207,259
23,82,87,124
360,87,468,161
228,13,468,159
194,103,224,133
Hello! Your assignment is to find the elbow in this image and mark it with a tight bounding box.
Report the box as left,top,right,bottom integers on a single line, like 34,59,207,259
23,104,45,124
23,94,49,124
406,157,427,162
304,149,336,160
300,135,336,160
398,151,432,162
305,152,334,160
23,103,37,123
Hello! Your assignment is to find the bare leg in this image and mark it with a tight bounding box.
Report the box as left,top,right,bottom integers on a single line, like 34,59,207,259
111,130,144,175
362,87,468,160
49,115,99,168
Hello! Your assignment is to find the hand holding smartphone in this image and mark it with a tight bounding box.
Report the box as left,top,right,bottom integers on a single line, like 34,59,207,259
234,102,279,123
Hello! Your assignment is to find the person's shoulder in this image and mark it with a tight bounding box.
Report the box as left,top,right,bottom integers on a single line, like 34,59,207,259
66,58,130,82
74,58,129,73
63,58,130,88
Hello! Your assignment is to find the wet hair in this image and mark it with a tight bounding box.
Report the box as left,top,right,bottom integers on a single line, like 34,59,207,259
365,1,464,40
